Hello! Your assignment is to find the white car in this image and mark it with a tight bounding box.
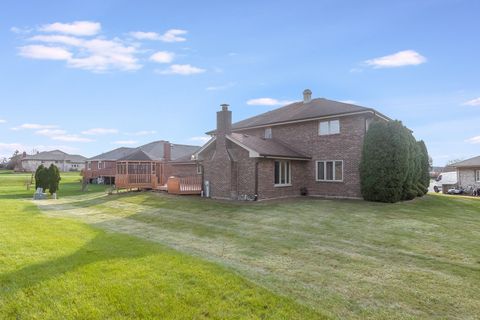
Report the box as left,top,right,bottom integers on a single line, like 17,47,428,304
433,172,457,193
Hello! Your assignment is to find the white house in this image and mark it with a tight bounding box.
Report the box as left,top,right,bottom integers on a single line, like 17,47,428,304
20,150,86,172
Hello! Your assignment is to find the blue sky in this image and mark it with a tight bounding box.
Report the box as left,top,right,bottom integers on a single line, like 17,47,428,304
0,0,479,165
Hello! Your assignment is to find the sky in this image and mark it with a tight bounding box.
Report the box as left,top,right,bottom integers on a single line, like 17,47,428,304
0,0,479,165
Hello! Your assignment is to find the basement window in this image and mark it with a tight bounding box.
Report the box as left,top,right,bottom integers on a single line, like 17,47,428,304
316,160,343,182
274,160,291,186
319,119,340,135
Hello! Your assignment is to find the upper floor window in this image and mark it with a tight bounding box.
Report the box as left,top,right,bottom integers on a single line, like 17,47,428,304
316,160,343,182
196,164,203,174
264,127,272,139
274,160,291,186
87,162,91,170
476,170,480,182
98,162,102,169
319,120,340,135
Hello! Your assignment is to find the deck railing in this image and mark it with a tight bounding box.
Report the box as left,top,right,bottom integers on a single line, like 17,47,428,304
167,175,202,194
116,174,157,189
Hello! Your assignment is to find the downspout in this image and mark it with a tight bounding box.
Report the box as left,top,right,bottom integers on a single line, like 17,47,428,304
254,160,259,201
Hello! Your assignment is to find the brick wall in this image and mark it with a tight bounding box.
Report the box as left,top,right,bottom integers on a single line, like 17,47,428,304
458,167,480,188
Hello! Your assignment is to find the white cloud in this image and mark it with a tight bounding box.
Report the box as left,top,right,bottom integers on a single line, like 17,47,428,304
18,45,72,60
365,50,427,68
150,51,175,63
463,97,480,106
22,35,141,72
10,26,32,34
35,129,67,137
0,119,6,124
159,29,187,42
127,130,156,136
339,100,357,104
12,123,58,130
189,136,211,144
51,134,93,142
0,143,79,158
466,136,480,144
246,98,294,106
81,128,118,135
157,64,205,75
114,140,138,145
129,29,187,42
39,21,101,36
29,34,84,46
206,82,236,91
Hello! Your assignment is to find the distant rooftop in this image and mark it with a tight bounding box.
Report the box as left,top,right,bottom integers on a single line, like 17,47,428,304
23,150,86,162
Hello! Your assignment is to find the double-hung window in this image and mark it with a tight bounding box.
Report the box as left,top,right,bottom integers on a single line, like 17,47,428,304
319,119,340,135
316,160,343,182
274,160,291,186
476,170,480,182
264,127,272,139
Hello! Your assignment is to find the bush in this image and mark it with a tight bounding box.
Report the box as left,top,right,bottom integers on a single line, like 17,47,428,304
35,164,49,191
48,164,61,195
360,120,430,203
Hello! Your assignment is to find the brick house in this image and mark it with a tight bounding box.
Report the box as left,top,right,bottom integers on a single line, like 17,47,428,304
195,89,390,200
451,156,480,189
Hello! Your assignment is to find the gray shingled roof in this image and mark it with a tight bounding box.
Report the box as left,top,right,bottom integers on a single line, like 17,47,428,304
171,144,200,161
23,150,86,162
114,141,200,162
228,133,310,160
88,147,135,161
207,98,389,134
118,149,153,161
451,156,480,167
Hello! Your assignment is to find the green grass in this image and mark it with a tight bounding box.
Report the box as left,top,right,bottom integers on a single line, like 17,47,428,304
0,173,322,319
36,190,480,319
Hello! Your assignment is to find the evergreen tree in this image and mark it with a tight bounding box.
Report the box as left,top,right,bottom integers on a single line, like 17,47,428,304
47,164,61,195
360,120,409,202
35,164,49,190
417,140,430,195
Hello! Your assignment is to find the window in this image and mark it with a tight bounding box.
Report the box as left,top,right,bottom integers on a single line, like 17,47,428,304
274,160,291,186
98,162,102,169
476,170,480,182
264,127,272,139
196,164,202,174
319,120,340,135
87,162,91,170
316,160,343,181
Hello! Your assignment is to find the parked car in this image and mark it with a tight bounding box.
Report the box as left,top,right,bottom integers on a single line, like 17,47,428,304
433,171,457,193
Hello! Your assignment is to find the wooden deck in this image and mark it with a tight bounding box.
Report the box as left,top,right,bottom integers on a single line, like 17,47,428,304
167,176,202,195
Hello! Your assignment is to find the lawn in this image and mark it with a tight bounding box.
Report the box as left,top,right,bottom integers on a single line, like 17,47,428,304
0,171,322,319
34,185,480,319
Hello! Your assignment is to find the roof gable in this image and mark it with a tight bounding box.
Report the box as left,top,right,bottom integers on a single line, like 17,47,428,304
451,155,480,167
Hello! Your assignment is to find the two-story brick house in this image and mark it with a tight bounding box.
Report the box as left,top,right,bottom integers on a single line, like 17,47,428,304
195,89,390,200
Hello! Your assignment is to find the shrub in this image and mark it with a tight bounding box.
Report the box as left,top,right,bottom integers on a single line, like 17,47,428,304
360,120,430,203
47,164,61,195
35,164,49,191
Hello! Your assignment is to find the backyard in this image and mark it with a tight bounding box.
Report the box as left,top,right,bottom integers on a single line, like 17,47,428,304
1,171,480,319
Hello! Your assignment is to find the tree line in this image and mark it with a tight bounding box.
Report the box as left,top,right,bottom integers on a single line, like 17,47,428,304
360,120,430,203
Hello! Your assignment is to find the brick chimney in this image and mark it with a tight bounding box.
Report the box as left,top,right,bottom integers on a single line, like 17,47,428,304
217,104,232,136
303,89,312,103
163,141,171,161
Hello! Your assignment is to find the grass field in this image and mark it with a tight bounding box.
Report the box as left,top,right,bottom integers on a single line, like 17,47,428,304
1,171,480,319
0,171,322,319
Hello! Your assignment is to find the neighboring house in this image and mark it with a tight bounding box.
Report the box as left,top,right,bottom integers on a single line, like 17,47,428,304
20,150,86,172
84,141,200,189
195,89,391,200
451,156,480,188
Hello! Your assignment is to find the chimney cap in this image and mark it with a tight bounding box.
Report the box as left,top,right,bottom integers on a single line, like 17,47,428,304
220,103,229,111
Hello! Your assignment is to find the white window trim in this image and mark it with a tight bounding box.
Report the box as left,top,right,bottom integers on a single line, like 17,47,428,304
274,160,292,187
476,169,480,182
316,160,344,182
196,164,202,175
319,119,340,136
